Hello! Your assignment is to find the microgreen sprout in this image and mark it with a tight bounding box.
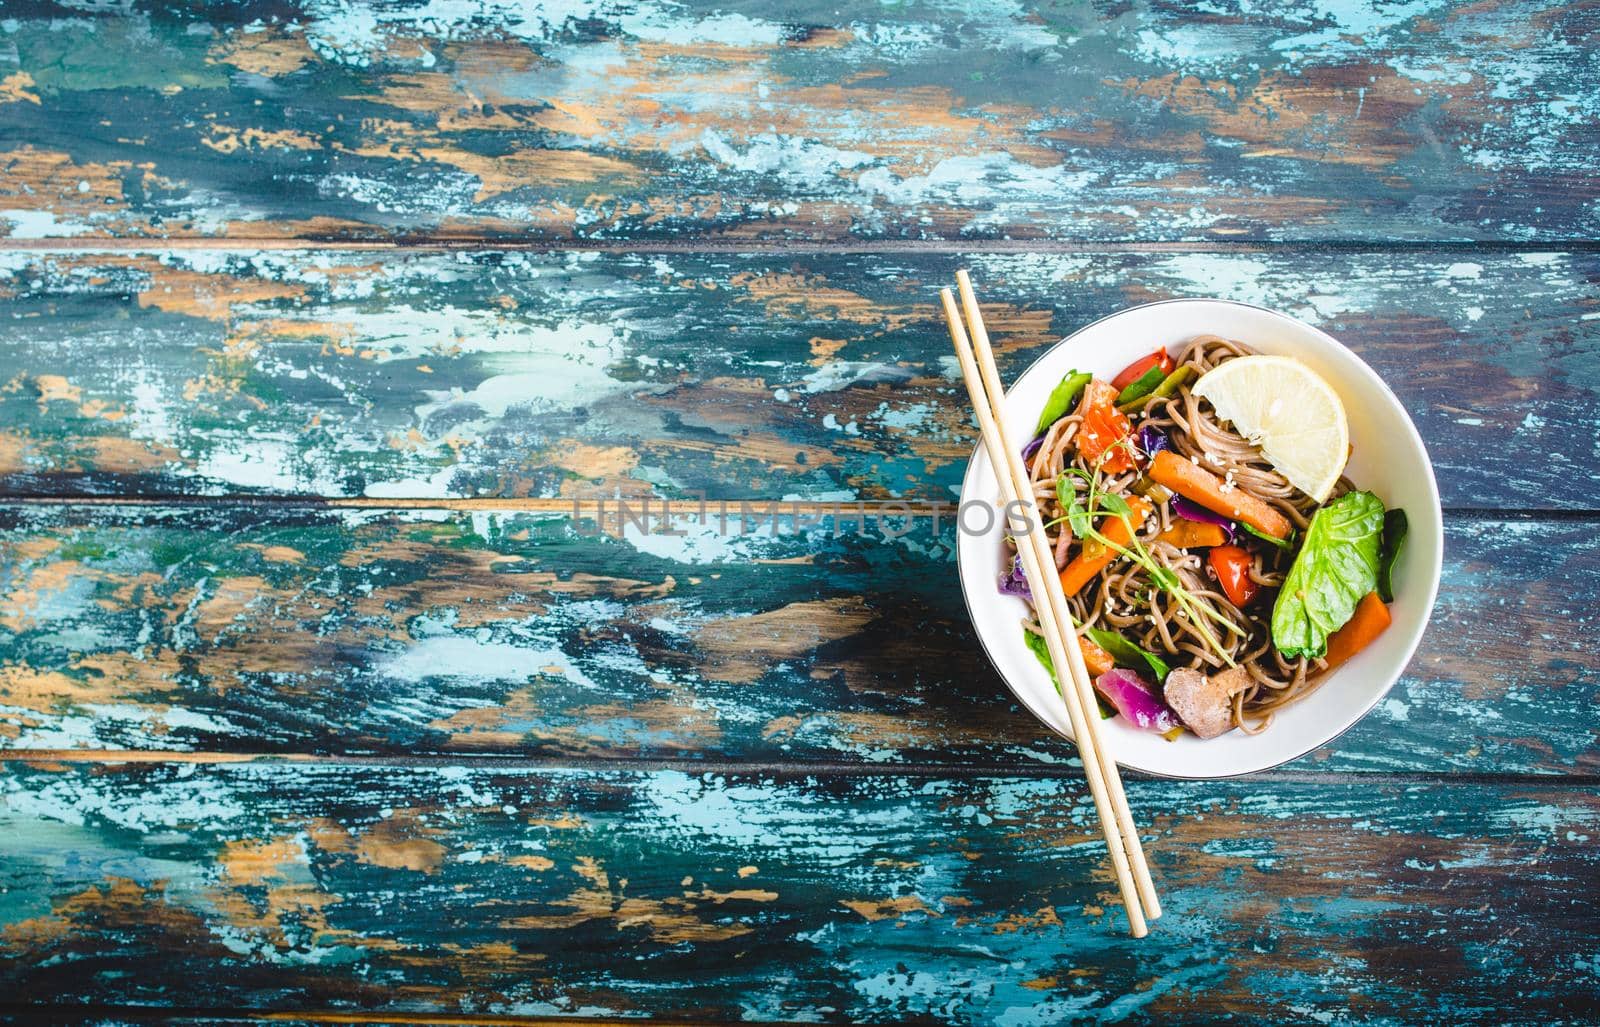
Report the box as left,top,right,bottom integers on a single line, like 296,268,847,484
1056,454,1243,666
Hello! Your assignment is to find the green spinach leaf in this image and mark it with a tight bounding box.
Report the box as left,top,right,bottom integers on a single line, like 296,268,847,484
1242,521,1296,551
1024,628,1116,718
1084,627,1172,682
1022,628,1057,688
1377,508,1408,603
1271,491,1385,659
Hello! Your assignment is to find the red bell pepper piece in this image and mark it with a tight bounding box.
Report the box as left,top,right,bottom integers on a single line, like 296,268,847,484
1208,545,1259,607
1111,348,1176,392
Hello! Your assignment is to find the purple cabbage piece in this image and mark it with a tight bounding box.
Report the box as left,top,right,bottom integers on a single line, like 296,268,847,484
1094,668,1181,732
997,552,1032,602
1170,495,1237,543
1021,433,1046,464
1137,425,1169,458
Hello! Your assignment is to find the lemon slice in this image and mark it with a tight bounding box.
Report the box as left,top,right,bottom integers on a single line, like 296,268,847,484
1191,355,1349,502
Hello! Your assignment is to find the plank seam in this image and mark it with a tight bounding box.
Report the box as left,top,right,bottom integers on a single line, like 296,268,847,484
2,751,1594,785
0,1006,752,1027
1,497,1597,520
2,239,1599,255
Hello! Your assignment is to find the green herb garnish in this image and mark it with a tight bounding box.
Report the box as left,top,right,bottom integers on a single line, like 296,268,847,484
1057,449,1244,665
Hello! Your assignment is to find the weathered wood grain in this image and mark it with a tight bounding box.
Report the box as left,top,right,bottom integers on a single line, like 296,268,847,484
0,504,1592,775
1,760,1595,1022
1,249,1594,508
0,4,1590,1024
0,1,1596,242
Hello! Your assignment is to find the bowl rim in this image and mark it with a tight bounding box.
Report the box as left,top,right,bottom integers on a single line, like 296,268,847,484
954,296,1444,780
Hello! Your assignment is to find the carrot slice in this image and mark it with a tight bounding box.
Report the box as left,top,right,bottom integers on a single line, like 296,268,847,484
1155,520,1227,549
1059,495,1152,595
1079,635,1116,677
1321,591,1391,672
1148,450,1293,540
1073,379,1135,474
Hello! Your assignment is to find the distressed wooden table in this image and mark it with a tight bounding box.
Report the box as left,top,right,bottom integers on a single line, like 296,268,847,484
1,2,1597,1023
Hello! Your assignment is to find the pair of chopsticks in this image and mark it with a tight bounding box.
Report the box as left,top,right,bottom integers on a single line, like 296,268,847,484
941,271,1161,937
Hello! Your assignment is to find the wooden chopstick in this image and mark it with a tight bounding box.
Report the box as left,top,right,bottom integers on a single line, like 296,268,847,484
953,271,1162,925
940,276,1159,937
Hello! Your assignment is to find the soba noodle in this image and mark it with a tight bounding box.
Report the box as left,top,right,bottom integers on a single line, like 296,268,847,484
1014,336,1353,735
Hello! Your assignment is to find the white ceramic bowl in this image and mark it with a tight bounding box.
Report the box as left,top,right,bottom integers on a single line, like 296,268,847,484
956,299,1443,778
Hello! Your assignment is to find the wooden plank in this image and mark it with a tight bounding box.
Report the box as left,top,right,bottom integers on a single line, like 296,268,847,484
1,504,1592,776
0,2,1595,243
0,249,1595,509
1,760,1595,1021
